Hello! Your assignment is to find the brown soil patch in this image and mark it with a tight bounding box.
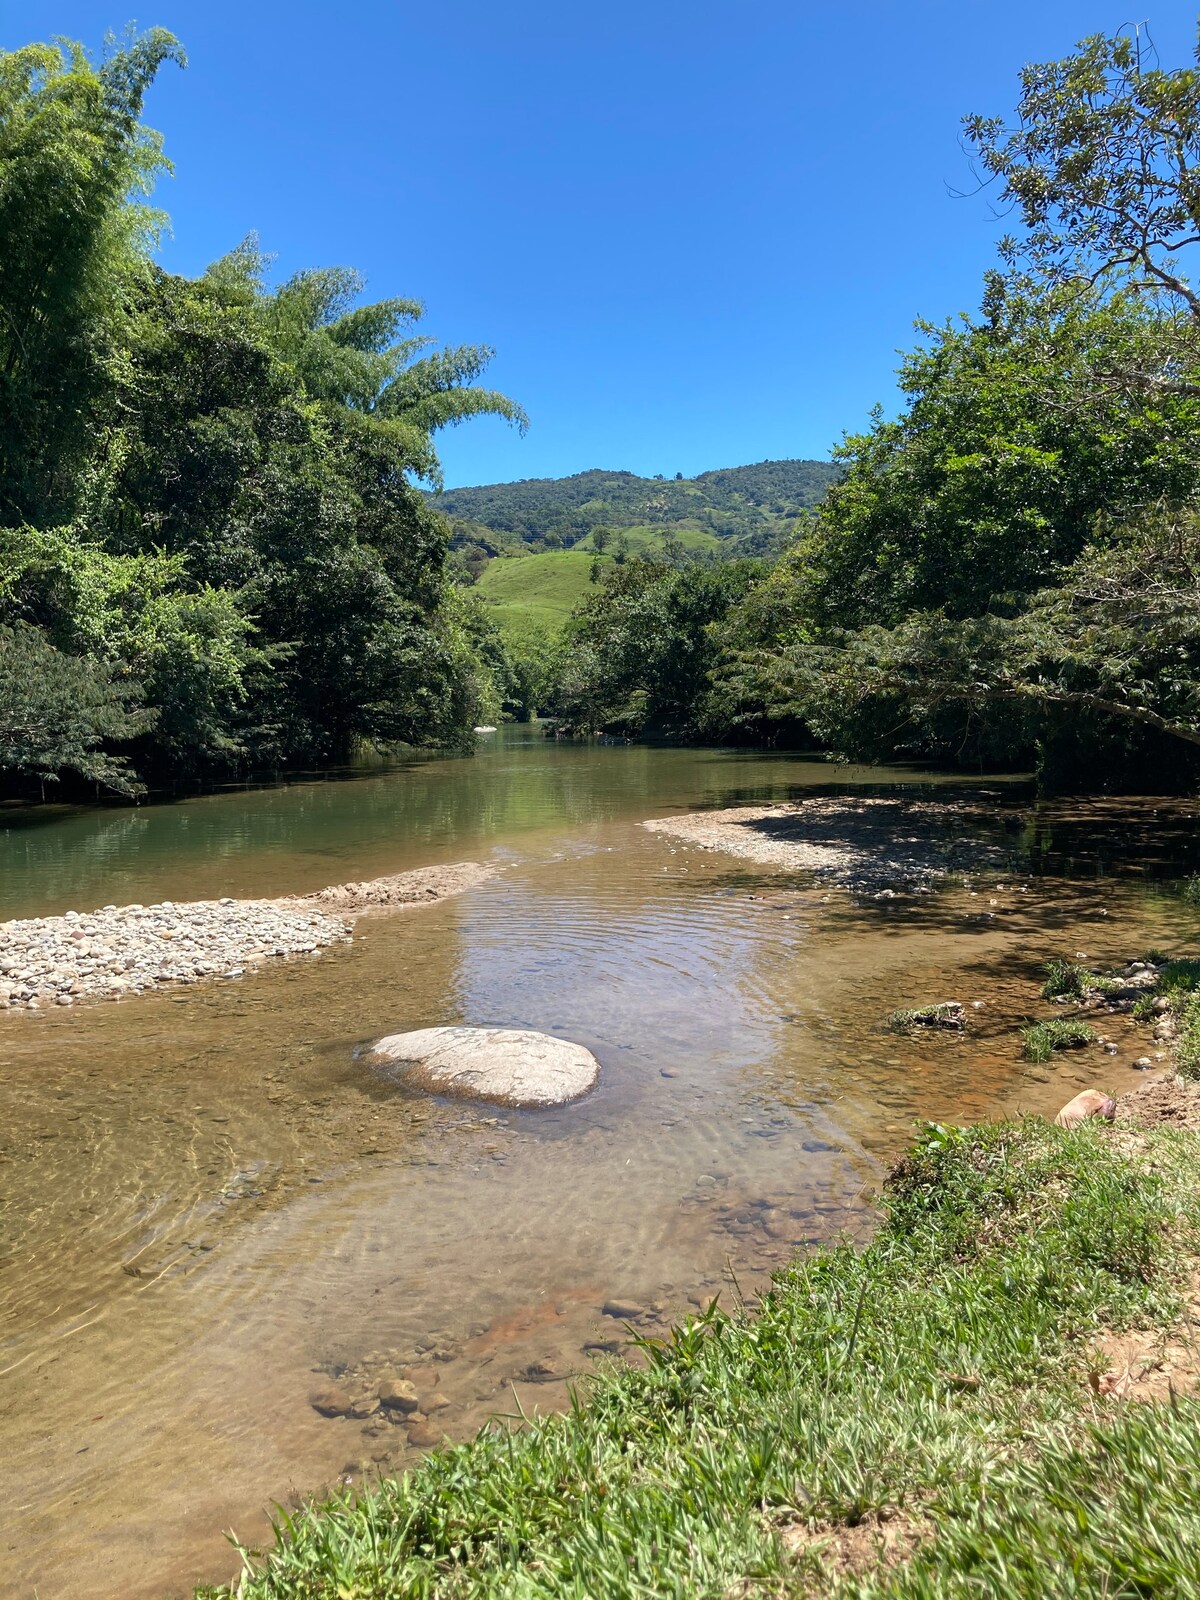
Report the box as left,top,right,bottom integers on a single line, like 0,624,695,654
284,860,496,917
781,1509,929,1583
463,1285,606,1357
644,797,1005,891
1089,1312,1200,1402
1086,1077,1200,1403
1116,1072,1200,1130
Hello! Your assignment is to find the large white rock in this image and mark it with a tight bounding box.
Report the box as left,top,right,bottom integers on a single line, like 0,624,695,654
368,1026,599,1107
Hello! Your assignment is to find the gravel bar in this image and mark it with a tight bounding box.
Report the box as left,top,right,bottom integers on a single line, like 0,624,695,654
0,860,496,1013
643,796,1009,891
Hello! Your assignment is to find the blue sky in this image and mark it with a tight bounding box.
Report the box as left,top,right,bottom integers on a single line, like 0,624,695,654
6,3,1197,486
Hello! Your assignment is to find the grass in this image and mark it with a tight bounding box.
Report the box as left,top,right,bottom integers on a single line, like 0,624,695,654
1176,994,1200,1081
1021,1017,1098,1063
473,530,725,643
575,524,723,555
197,1116,1200,1599
1157,959,1200,999
473,550,602,640
1124,960,1200,1079
1040,959,1122,1000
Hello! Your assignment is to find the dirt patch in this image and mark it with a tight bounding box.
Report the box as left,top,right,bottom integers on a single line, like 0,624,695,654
781,1508,929,1583
643,797,1007,892
284,861,497,917
1115,1072,1200,1130
1087,1078,1200,1403
1090,1315,1200,1402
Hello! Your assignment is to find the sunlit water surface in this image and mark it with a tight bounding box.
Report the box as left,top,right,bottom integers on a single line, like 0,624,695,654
2,734,1199,1598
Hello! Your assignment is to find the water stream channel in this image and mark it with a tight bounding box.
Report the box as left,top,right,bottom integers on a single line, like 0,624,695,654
2,733,1199,1598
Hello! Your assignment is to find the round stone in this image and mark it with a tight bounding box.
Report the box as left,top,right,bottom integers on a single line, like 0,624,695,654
367,1026,600,1108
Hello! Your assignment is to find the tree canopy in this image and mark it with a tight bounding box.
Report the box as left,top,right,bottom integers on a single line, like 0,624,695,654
558,25,1200,785
0,30,525,793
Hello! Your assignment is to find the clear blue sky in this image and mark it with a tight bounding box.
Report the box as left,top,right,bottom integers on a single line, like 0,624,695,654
6,3,1197,486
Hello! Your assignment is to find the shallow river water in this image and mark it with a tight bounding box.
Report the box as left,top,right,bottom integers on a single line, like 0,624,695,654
2,734,1199,1599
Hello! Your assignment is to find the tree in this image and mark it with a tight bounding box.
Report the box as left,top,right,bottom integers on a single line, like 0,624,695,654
0,28,529,792
742,509,1200,767
207,244,529,487
967,26,1200,392
0,29,185,524
559,557,763,735
792,279,1200,634
0,621,154,792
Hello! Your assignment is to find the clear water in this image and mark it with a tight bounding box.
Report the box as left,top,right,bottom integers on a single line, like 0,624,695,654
1,732,1197,1599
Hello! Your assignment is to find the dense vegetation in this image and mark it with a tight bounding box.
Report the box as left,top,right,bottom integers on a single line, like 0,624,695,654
433,459,840,567
554,29,1200,785
444,462,840,724
0,31,525,795
10,24,1200,787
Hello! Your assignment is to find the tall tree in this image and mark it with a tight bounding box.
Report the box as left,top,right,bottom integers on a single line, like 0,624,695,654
967,26,1200,394
0,29,184,524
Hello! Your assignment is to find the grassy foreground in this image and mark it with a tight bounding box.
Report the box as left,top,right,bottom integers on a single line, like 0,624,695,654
201,1108,1200,1598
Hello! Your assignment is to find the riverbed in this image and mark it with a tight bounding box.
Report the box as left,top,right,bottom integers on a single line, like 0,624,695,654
2,734,1198,1599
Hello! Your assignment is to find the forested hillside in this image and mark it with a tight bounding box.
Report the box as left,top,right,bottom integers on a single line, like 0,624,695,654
432,459,839,562
0,31,524,796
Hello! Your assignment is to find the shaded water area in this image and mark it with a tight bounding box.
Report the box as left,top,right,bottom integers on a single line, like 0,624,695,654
3,734,1200,1599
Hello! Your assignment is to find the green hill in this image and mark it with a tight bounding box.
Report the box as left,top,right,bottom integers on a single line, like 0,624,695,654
447,458,841,646
431,458,840,561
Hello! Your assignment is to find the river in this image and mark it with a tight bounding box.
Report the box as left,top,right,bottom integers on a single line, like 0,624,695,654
1,732,1197,1598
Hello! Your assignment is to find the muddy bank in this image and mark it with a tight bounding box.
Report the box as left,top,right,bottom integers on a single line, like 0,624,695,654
0,860,496,1012
644,796,1009,891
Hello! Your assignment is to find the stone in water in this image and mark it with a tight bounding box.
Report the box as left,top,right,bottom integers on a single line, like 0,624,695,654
368,1026,599,1108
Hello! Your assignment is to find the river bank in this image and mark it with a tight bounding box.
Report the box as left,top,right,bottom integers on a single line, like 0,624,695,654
644,794,1012,891
0,861,495,1011
6,740,1200,1599
196,1064,1200,1599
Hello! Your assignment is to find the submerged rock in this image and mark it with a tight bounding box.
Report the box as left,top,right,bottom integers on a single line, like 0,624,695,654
368,1026,600,1108
378,1378,420,1413
310,1384,353,1417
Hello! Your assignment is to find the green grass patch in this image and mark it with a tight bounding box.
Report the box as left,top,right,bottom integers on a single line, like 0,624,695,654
575,524,723,555
474,550,603,640
1021,1017,1098,1063
1157,960,1200,998
1177,994,1200,1081
198,1117,1200,1599
1040,960,1122,1000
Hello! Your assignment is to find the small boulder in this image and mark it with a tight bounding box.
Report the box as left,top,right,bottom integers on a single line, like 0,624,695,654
368,1026,599,1108
378,1378,420,1414
310,1384,353,1418
602,1298,646,1320
407,1417,445,1447
1053,1089,1117,1130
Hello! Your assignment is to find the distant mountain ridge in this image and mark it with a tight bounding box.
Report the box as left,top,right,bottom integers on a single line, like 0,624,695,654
428,458,841,558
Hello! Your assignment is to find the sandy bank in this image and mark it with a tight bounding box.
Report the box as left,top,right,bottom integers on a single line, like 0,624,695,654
644,795,1008,891
0,859,496,1013
284,860,495,915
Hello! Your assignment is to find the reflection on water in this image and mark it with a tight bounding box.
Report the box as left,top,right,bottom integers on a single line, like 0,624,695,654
0,735,1021,919
1,736,1199,1599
